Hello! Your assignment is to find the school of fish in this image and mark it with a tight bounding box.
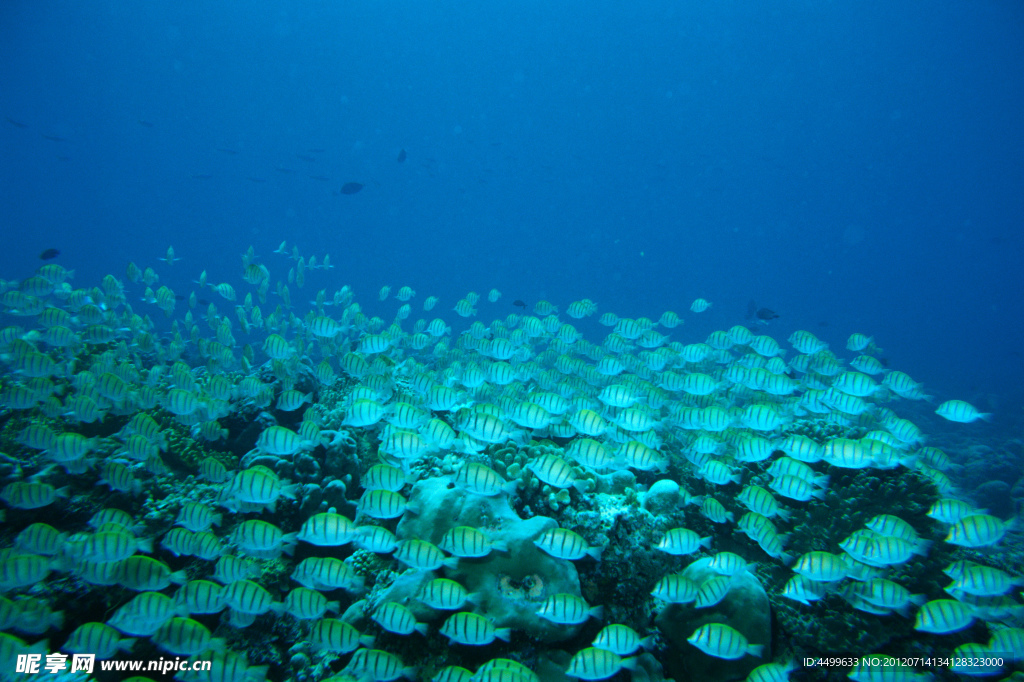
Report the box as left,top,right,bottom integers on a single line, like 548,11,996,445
0,241,1014,682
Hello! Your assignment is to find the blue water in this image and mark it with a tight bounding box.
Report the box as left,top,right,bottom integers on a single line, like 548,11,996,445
2,0,1022,418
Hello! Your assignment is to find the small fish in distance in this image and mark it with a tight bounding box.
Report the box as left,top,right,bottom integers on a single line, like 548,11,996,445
747,300,779,325
39,248,60,260
341,182,363,195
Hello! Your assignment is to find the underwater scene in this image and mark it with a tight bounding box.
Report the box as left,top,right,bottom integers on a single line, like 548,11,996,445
1,2,1023,682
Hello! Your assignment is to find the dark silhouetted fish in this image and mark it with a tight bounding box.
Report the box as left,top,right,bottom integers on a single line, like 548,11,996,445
340,182,363,195
216,148,239,155
308,175,332,182
513,300,527,310
5,117,29,128
746,300,779,324
39,248,60,260
137,120,154,128
42,134,68,142
397,149,407,163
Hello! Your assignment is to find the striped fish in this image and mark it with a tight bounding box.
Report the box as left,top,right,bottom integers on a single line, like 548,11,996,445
297,513,358,547
152,617,220,656
655,528,711,556
439,612,511,645
0,555,53,590
534,528,602,561
117,555,186,591
64,622,135,659
694,576,733,609
536,593,602,625
592,623,652,656
230,520,297,558
945,514,1009,548
255,425,309,455
357,489,411,520
651,574,699,604
175,580,225,615
343,649,414,682
291,557,364,592
222,580,277,616
281,587,338,620
793,552,847,582
440,526,506,558
935,400,992,423
0,482,69,509
566,647,636,680
914,599,976,634
527,454,583,491
372,601,427,636
309,618,372,653
416,578,472,611
687,623,763,659
452,462,514,496
107,591,178,636
394,539,456,571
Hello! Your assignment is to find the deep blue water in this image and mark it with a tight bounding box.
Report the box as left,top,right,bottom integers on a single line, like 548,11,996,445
2,1,1022,423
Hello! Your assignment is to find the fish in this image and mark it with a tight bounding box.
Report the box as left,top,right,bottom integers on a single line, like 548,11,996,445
566,648,637,680
0,235,1011,679
513,299,527,309
281,587,338,620
690,298,712,313
340,182,364,194
163,246,180,266
536,593,602,625
914,599,977,634
397,149,407,162
651,574,699,603
372,601,426,636
687,623,764,659
38,248,60,260
308,619,370,654
746,300,779,322
935,400,992,423
592,624,652,656
5,117,29,128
